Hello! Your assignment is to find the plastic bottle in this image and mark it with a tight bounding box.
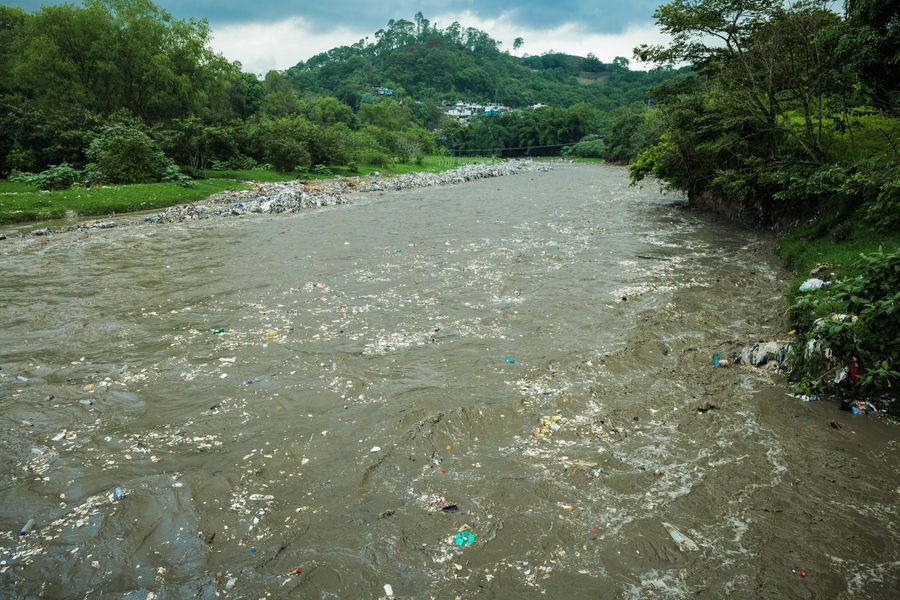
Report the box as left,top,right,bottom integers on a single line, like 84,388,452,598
19,518,35,536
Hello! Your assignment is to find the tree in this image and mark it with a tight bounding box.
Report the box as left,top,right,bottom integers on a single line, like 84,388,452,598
513,37,524,53
85,122,172,183
635,0,841,164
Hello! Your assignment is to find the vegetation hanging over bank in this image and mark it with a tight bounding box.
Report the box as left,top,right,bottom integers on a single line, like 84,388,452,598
619,0,899,401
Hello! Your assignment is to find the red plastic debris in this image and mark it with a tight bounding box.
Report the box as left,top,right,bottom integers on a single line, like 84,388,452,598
800,570,807,578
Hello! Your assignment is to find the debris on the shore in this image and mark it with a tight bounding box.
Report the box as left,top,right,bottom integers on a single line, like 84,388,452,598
7,160,548,239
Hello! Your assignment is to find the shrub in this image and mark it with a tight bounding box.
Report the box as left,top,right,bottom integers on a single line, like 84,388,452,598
789,247,900,400
10,162,82,190
161,164,195,187
565,135,606,158
85,125,172,184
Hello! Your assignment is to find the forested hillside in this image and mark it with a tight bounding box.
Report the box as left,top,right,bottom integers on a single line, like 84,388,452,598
0,1,676,184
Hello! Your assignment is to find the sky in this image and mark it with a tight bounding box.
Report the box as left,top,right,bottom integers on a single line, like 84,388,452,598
7,1,669,75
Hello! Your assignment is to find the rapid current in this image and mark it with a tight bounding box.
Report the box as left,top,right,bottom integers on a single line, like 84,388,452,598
1,165,898,598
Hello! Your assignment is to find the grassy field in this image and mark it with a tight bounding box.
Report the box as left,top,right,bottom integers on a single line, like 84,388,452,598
0,180,246,225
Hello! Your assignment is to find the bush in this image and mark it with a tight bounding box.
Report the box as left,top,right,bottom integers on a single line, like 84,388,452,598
265,138,311,172
85,125,172,184
564,135,606,158
10,162,82,190
788,247,900,400
161,164,195,187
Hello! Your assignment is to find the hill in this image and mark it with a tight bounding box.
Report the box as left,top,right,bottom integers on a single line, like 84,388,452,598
286,14,677,112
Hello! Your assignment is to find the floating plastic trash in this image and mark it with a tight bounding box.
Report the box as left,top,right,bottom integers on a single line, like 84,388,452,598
502,357,516,364
662,522,699,551
19,518,35,536
453,530,476,547
851,400,876,415
384,583,394,597
113,486,125,501
713,353,719,367
211,328,225,334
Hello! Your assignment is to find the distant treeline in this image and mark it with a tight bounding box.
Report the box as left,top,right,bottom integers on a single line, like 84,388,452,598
0,1,678,183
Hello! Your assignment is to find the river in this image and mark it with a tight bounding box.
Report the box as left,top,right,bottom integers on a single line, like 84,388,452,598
1,165,898,599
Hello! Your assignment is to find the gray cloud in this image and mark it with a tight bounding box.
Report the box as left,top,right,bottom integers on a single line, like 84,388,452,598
6,1,660,34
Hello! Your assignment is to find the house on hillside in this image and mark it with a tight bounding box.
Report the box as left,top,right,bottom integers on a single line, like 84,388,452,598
443,101,514,125
374,86,395,96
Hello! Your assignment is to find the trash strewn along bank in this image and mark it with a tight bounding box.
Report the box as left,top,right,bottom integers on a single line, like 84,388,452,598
1,161,548,240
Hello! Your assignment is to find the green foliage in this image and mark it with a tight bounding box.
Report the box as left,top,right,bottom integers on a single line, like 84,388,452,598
788,248,900,397
10,162,82,190
563,135,606,159
85,124,172,184
161,164,194,187
440,103,604,157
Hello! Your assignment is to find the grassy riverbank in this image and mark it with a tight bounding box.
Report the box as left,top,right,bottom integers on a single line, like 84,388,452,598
0,155,495,226
776,217,900,295
0,180,248,225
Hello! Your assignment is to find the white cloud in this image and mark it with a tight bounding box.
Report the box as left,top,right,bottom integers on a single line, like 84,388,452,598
429,10,669,68
210,17,369,75
209,12,669,75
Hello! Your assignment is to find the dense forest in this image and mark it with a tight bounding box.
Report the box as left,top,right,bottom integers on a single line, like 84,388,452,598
0,0,675,184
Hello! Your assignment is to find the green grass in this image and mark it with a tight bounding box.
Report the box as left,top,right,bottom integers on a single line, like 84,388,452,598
197,168,298,182
199,155,495,182
822,113,900,163
0,179,246,225
0,180,38,193
776,217,900,296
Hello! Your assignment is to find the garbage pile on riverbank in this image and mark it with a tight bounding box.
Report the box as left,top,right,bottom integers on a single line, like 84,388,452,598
148,160,542,224
6,160,545,238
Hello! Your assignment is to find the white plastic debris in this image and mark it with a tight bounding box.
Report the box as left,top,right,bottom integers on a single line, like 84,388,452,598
662,522,699,551
799,278,826,292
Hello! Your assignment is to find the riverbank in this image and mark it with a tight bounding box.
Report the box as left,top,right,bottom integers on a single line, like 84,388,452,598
0,160,546,242
0,156,493,227
0,180,247,225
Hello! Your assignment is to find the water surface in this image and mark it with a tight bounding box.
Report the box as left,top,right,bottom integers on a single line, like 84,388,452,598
1,165,898,599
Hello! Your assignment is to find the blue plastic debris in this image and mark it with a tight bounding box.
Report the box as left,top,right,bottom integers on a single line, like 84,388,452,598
453,530,476,547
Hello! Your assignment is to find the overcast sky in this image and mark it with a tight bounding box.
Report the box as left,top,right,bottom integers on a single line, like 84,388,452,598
8,1,668,74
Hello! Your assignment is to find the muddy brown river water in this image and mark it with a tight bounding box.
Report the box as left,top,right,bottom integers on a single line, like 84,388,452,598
1,165,898,599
